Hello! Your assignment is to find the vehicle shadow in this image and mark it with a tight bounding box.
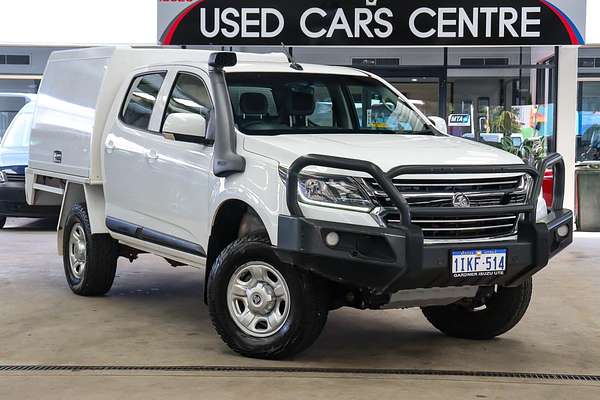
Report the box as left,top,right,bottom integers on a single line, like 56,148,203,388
2,217,58,231
303,310,532,368
98,262,534,369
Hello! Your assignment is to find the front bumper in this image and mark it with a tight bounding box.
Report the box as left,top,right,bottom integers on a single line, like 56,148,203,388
278,153,573,294
0,181,60,218
277,209,572,293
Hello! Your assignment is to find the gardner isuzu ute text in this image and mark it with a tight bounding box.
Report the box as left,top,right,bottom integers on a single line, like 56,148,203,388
26,47,572,359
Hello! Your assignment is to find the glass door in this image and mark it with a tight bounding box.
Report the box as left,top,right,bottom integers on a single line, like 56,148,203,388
577,79,600,162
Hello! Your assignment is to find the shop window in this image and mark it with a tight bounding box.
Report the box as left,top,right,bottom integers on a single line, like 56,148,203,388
5,55,30,65
577,81,600,162
444,47,557,161
460,58,509,66
0,54,30,65
352,58,400,67
447,69,555,160
579,58,596,68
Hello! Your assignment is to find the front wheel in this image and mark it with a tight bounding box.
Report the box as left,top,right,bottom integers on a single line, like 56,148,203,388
0,216,6,229
208,234,329,359
422,278,533,340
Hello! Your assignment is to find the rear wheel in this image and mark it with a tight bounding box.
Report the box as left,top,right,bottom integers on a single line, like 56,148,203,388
63,203,118,296
422,278,533,340
0,216,6,229
208,234,329,359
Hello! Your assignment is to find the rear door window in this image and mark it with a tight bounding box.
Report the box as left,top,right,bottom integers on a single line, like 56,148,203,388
121,73,166,131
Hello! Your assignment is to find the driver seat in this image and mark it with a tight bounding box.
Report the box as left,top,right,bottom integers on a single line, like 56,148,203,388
286,91,316,127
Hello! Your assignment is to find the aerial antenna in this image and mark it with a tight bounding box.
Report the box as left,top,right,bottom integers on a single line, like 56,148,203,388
281,43,303,71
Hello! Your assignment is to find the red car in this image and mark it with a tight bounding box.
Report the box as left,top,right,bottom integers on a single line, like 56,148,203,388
543,169,554,207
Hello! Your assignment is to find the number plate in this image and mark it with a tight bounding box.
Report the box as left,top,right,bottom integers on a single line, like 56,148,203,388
451,249,507,278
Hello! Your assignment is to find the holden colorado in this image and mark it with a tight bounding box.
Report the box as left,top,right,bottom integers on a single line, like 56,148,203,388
26,47,572,359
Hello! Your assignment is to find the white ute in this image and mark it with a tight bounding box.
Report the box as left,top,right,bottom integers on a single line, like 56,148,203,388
27,47,573,359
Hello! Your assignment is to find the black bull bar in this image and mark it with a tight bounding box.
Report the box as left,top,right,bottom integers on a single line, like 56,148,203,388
276,153,572,293
286,153,566,223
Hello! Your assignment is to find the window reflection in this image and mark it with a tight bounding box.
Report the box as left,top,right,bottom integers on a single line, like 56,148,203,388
577,81,600,162
121,73,166,130
447,68,555,160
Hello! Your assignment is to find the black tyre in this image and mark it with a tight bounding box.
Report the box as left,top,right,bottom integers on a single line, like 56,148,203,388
422,278,533,340
208,234,329,359
0,216,6,229
63,203,118,296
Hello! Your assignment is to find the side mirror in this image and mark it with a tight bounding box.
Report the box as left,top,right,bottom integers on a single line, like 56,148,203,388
429,116,448,134
163,113,207,143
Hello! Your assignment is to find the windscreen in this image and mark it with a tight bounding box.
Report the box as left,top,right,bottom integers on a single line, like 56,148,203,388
0,111,32,148
226,73,434,136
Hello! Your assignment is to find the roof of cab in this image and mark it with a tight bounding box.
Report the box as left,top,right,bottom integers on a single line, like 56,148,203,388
47,46,368,77
226,62,369,76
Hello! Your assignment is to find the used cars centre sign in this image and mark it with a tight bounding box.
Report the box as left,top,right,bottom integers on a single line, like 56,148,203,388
158,0,586,46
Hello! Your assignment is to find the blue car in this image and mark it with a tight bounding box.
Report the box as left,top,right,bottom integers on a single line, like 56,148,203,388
0,101,60,228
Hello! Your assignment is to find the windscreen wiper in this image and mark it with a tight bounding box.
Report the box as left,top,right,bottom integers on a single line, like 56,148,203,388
405,129,437,136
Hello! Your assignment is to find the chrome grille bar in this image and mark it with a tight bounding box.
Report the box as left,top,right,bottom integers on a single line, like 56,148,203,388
420,224,516,232
407,191,520,198
408,205,534,216
365,173,531,241
391,179,521,187
372,191,525,199
366,177,524,193
411,216,517,224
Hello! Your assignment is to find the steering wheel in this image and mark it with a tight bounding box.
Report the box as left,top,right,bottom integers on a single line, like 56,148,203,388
383,101,396,113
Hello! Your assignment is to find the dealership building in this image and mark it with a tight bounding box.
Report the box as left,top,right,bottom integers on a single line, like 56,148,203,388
0,0,597,219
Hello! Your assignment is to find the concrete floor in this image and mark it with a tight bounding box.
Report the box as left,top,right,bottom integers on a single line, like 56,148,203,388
1,217,599,399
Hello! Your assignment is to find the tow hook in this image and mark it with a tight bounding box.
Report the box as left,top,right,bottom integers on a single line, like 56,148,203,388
474,286,497,305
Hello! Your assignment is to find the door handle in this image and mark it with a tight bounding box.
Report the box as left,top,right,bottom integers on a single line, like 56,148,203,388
145,149,159,161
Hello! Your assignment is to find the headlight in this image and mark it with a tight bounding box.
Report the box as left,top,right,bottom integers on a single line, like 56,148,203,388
279,166,373,212
0,171,6,184
518,174,534,197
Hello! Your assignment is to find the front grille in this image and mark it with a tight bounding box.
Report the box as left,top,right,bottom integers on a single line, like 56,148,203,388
6,174,25,182
382,213,519,240
365,175,528,241
400,192,526,208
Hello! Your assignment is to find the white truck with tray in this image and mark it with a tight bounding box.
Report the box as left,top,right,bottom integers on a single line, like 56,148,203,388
27,46,573,359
